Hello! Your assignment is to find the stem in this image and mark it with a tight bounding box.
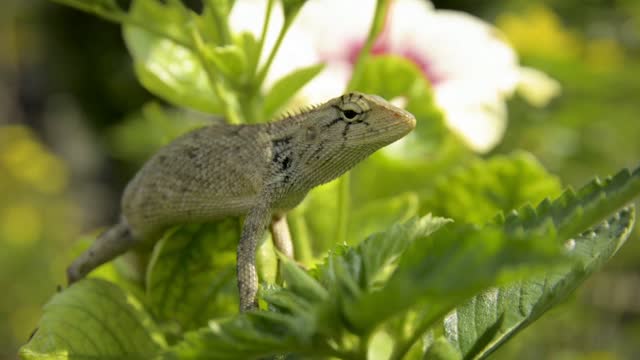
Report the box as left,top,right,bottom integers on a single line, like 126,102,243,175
335,170,351,245
336,0,392,244
252,0,275,81
288,213,313,265
255,16,292,90
347,0,391,91
358,331,373,358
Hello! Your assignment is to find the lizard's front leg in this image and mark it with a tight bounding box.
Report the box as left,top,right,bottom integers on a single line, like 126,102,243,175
237,205,271,311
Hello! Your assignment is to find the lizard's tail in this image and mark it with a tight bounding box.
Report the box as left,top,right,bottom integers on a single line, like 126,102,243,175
67,218,138,284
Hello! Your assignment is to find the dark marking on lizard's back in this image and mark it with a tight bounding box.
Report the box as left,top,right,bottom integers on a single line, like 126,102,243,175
272,136,293,148
281,157,292,171
185,146,199,160
273,152,292,173
271,135,294,182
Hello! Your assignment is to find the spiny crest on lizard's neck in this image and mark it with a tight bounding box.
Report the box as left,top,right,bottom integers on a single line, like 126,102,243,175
267,92,416,189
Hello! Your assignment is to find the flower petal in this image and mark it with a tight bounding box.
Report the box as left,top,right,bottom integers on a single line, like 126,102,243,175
295,0,377,61
517,66,562,107
299,63,352,105
436,81,507,152
388,4,520,95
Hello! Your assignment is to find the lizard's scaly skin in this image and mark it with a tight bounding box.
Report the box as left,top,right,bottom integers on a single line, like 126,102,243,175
67,92,416,311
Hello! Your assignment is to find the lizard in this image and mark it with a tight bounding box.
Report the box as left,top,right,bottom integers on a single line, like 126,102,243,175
66,92,416,311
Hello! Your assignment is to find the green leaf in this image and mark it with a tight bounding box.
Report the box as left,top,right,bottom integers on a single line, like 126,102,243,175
421,151,563,224
351,214,451,292
236,32,260,83
424,337,463,360
127,0,193,44
123,0,224,113
51,0,123,15
347,218,563,334
348,192,421,246
202,0,234,44
209,45,248,82
291,183,422,257
20,279,165,359
168,259,326,358
280,255,329,304
169,310,310,359
53,0,230,114
263,64,325,120
440,206,636,359
500,165,640,240
166,215,448,359
281,0,309,20
164,160,640,358
348,165,640,333
146,221,240,333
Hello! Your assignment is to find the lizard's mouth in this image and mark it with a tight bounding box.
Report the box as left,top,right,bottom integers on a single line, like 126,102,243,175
348,108,416,147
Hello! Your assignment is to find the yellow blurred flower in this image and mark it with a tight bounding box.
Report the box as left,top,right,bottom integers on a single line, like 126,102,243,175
498,5,625,72
497,5,581,60
0,125,68,194
0,204,43,246
585,38,625,71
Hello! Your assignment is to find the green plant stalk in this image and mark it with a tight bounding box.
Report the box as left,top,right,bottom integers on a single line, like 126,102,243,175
252,0,275,82
190,24,244,124
335,171,351,245
236,0,274,124
336,0,392,245
347,0,391,91
255,15,296,91
250,3,304,123
289,213,313,265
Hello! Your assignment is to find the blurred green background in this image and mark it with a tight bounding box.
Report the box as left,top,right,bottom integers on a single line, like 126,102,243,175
1,0,640,359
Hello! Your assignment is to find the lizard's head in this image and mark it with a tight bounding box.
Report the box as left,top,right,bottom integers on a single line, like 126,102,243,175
310,92,417,149
279,92,416,188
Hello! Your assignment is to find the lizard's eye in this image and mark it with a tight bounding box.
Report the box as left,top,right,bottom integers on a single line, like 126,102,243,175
342,110,358,119
339,102,367,122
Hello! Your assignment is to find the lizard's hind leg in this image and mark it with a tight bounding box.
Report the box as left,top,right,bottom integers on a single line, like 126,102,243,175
67,218,139,284
270,214,293,259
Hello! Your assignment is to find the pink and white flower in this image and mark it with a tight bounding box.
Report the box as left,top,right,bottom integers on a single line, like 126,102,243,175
231,0,560,152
